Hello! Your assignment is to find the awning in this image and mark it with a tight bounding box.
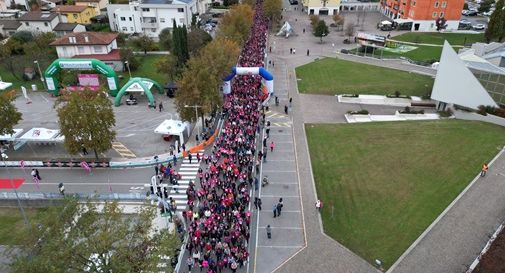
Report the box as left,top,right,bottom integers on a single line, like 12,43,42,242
381,20,392,25
154,119,189,136
19,128,64,142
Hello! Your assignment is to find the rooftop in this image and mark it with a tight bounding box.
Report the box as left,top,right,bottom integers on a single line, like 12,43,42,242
18,11,58,21
52,5,89,13
0,19,21,30
53,22,80,31
50,32,118,46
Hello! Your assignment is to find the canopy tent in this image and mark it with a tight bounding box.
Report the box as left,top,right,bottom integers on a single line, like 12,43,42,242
0,81,13,91
276,21,294,38
154,119,190,144
0,129,24,142
19,128,64,142
380,20,392,25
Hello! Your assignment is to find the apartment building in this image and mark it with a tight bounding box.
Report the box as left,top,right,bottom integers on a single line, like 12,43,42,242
107,0,206,38
380,0,464,31
302,0,341,15
74,0,108,15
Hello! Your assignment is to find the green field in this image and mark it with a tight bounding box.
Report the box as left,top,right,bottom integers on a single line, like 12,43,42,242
118,54,167,87
295,58,433,96
391,32,485,45
306,120,505,269
361,32,486,63
0,208,46,245
0,65,44,92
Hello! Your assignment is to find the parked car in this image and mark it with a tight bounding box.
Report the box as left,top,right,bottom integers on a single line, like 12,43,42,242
466,10,478,16
458,21,472,30
472,24,486,30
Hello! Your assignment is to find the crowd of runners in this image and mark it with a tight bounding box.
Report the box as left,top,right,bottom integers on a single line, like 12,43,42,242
183,2,268,273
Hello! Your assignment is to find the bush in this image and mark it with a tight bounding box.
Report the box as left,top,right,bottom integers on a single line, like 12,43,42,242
347,109,369,115
399,106,424,114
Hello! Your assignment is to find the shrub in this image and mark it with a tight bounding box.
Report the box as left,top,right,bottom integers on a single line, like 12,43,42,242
347,109,369,115
394,91,401,97
400,106,424,114
342,94,358,97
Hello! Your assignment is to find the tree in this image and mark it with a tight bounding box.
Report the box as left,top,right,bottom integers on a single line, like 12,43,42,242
344,23,355,40
314,20,329,43
485,0,504,42
9,198,180,273
223,0,238,6
333,14,345,31
217,4,254,46
0,93,22,136
172,21,189,67
435,17,447,31
158,28,172,51
55,89,116,159
155,54,180,81
187,28,212,56
478,0,494,13
10,31,34,44
309,14,319,31
175,38,240,122
119,48,140,71
242,0,255,7
133,34,157,54
263,0,282,25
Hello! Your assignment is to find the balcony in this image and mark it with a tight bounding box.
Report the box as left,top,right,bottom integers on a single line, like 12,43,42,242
141,22,158,28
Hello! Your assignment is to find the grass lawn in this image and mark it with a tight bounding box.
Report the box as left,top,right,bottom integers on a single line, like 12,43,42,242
295,58,433,96
118,54,167,87
0,65,44,93
306,120,505,269
0,207,46,245
391,32,485,45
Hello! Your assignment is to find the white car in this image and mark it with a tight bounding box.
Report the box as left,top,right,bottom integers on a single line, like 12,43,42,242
473,24,486,30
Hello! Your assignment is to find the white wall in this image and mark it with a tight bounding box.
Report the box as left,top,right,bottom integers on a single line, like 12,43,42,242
55,44,111,58
454,110,505,127
19,16,61,32
411,20,459,31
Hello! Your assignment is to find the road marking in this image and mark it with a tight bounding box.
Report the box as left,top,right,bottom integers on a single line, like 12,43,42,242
111,142,136,158
272,122,292,127
257,245,302,248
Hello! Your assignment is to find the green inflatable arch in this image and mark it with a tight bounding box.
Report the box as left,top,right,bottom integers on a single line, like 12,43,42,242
114,77,163,107
44,58,120,96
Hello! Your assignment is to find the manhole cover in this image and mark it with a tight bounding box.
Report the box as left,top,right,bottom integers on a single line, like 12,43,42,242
130,122,135,124
278,129,283,133
283,185,289,189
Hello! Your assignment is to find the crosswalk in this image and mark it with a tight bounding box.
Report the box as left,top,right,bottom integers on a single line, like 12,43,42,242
137,150,204,212
266,110,288,119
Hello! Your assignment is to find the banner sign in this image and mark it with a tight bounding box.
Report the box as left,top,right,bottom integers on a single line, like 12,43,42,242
78,74,100,87
60,61,93,70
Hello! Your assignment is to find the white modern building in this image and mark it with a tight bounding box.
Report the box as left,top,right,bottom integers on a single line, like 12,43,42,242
107,0,207,38
432,42,505,110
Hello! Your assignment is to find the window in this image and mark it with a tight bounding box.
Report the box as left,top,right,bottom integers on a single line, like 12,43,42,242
412,0,416,6
120,17,126,21
432,11,437,18
94,46,103,53
129,17,132,21
142,8,150,11
44,22,48,26
434,1,439,8
130,27,134,31
441,1,446,8
160,18,165,23
73,14,78,19
77,46,85,54
122,27,127,31
177,8,184,12
439,12,444,17
152,28,156,32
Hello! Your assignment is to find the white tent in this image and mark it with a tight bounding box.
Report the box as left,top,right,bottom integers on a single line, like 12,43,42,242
19,128,64,142
0,81,12,91
276,21,294,38
380,20,392,25
0,129,24,141
154,119,190,143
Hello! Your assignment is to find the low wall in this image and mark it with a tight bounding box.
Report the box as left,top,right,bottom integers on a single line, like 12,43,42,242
454,110,505,127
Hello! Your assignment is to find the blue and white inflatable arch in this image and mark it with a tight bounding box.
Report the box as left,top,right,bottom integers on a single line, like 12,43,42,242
223,67,274,96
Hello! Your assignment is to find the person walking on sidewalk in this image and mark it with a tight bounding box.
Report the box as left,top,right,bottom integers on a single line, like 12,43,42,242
154,164,159,176
158,101,163,112
481,163,489,177
307,49,310,56
173,155,177,166
263,136,267,147
273,204,278,218
196,152,201,163
266,225,272,239
276,198,283,217
186,256,194,272
284,105,288,115
315,199,323,211
254,197,259,209
188,152,193,164
289,97,293,108
270,141,275,152
257,198,262,210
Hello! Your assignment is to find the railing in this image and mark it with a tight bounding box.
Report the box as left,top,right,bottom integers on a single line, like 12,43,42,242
0,191,147,201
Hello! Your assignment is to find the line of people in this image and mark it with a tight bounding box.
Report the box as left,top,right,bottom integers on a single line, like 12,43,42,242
184,3,269,273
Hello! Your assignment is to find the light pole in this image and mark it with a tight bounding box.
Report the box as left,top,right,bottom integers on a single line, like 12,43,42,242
184,104,202,139
33,60,47,91
124,61,132,79
0,150,29,226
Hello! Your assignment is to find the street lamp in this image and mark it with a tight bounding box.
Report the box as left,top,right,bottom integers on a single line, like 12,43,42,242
184,104,202,139
124,61,132,79
0,150,29,226
33,60,47,91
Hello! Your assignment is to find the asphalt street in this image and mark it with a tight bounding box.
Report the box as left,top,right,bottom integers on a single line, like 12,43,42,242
0,167,153,194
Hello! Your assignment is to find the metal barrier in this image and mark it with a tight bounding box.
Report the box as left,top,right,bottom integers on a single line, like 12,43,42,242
0,191,148,201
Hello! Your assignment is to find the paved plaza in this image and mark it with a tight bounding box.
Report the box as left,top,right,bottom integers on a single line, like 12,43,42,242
10,91,180,160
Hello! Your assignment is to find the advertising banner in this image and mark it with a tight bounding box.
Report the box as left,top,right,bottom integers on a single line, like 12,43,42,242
78,74,100,87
